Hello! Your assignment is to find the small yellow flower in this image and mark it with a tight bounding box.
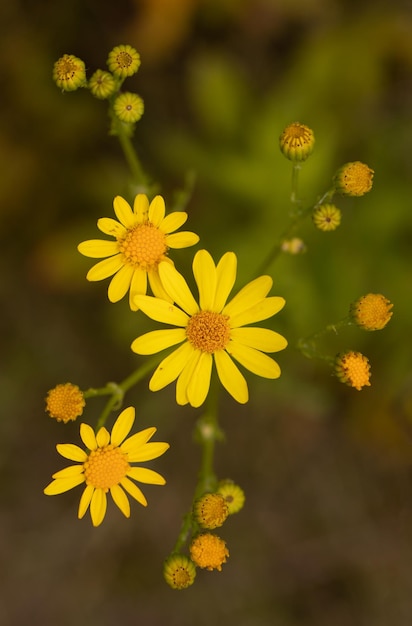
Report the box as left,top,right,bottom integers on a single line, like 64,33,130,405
113,92,144,123
279,122,315,161
44,407,169,526
89,69,117,99
312,204,341,231
190,533,229,571
163,554,196,590
77,194,199,310
107,44,141,78
131,249,287,408
334,161,374,196
281,238,307,254
45,383,85,423
53,54,86,91
194,493,229,529
216,480,245,515
334,351,371,391
350,294,393,331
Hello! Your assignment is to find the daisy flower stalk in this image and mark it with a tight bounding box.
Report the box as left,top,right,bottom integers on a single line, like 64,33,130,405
78,194,199,310
131,249,287,408
44,407,169,526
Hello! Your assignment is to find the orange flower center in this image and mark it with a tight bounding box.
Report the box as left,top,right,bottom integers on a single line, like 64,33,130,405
116,51,134,70
186,311,231,353
189,533,229,571
118,223,168,270
83,444,129,491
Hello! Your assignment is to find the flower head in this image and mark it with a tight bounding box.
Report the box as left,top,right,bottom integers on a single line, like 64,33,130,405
53,54,86,91
334,351,371,391
279,122,315,161
131,250,287,408
334,161,374,196
189,533,229,571
45,383,85,423
163,554,196,589
77,194,199,310
217,480,245,514
194,493,229,529
44,407,169,526
312,204,341,231
88,69,117,99
113,92,144,123
107,44,141,78
350,293,393,331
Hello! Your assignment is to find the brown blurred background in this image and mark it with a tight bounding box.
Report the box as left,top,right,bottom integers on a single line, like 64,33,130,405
1,0,412,624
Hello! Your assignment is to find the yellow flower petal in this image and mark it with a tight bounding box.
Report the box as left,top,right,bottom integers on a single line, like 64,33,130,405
56,443,88,462
149,342,194,391
131,328,186,355
193,249,217,311
148,267,173,301
121,427,157,454
230,327,288,352
107,264,134,302
133,194,149,221
148,195,165,226
52,465,84,479
127,442,170,462
134,295,189,326
44,474,85,495
127,467,166,484
166,231,200,249
229,296,286,328
186,351,213,408
96,427,110,447
110,484,130,517
176,349,201,405
111,407,135,447
214,350,248,403
113,195,135,228
223,275,273,317
227,342,281,378
214,252,237,312
120,476,147,506
80,423,98,450
78,484,94,519
90,488,107,526
158,262,200,315
160,211,188,233
129,267,148,311
86,255,124,281
78,239,119,259
97,217,126,238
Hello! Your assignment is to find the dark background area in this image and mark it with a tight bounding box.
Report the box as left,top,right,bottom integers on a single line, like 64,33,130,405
1,0,412,624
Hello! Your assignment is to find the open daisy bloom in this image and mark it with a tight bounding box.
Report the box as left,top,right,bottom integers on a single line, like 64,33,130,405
78,194,199,310
44,407,169,526
131,249,287,407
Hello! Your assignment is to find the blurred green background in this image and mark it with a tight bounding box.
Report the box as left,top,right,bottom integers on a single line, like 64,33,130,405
2,0,412,624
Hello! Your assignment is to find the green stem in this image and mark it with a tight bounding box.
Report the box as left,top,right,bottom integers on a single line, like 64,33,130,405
116,123,149,192
297,317,352,361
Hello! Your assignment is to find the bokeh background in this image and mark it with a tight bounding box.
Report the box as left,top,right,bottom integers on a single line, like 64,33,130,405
2,0,412,624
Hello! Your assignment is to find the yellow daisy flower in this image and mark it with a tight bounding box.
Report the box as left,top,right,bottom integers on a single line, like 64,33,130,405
77,194,199,310
44,407,169,526
131,250,287,408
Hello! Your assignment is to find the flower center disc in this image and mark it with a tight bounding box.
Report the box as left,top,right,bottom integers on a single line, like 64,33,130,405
186,311,230,353
84,445,129,490
118,223,167,270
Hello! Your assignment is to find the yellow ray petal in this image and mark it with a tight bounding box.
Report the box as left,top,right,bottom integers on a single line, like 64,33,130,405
222,276,273,317
78,484,94,519
129,267,148,311
120,476,147,506
134,295,189,326
230,327,288,352
86,255,124,281
160,211,187,233
52,465,84,479
176,349,201,405
96,427,110,447
149,342,194,391
78,239,119,259
193,249,216,311
56,443,88,462
166,231,199,249
158,262,199,315
131,328,186,355
187,351,213,408
133,194,149,221
127,467,166,484
214,350,248,403
121,427,156,455
229,296,286,328
148,268,173,301
214,252,237,312
44,474,85,495
97,217,126,238
127,441,170,462
148,195,165,226
227,342,281,378
113,196,135,228
110,484,130,518
80,423,98,451
108,264,134,302
90,488,107,526
111,407,135,447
